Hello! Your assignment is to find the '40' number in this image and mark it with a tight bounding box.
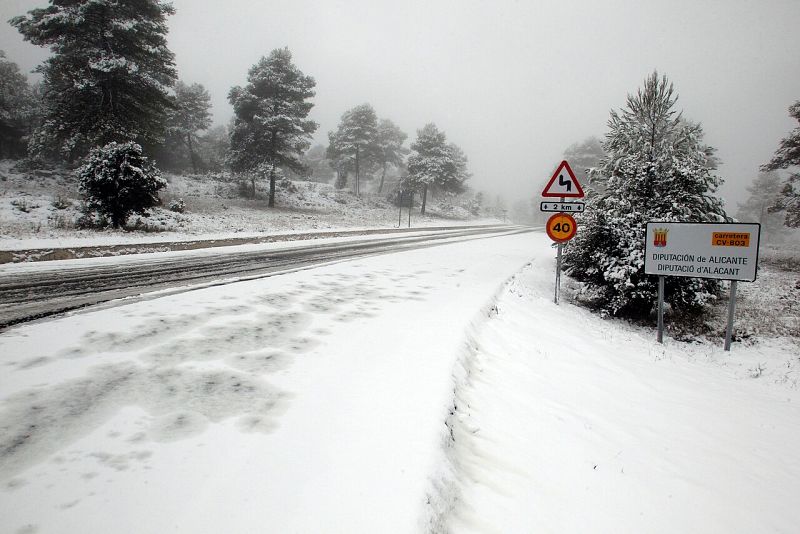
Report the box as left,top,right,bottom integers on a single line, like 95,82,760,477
553,222,571,233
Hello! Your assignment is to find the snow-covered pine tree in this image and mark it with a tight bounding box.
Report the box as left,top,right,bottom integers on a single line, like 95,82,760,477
297,144,334,183
762,100,800,227
327,104,379,197
78,141,166,228
563,72,728,318
0,51,39,158
407,124,469,214
736,172,785,242
11,0,177,162
195,125,229,173
444,143,470,194
374,119,408,194
227,48,317,206
563,136,605,195
164,81,212,173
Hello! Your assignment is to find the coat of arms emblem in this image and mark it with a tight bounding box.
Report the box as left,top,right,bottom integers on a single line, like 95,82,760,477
653,228,668,247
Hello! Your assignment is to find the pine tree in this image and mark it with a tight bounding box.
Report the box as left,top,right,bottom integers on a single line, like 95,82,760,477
444,142,469,194
227,48,317,206
192,124,229,173
407,123,470,214
327,104,378,197
762,101,800,227
0,51,39,158
563,136,605,195
164,81,212,173
374,119,408,193
300,144,334,183
736,172,785,242
563,72,728,318
11,0,177,162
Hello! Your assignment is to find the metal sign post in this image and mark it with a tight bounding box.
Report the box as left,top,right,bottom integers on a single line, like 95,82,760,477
657,275,665,343
724,281,738,351
407,191,413,228
555,195,563,305
398,190,403,228
555,242,563,304
545,201,578,305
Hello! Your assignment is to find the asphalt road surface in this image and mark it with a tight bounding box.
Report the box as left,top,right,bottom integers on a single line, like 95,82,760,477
0,225,534,329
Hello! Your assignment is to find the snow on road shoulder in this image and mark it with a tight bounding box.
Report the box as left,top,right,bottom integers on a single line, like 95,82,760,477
443,245,800,533
0,231,535,534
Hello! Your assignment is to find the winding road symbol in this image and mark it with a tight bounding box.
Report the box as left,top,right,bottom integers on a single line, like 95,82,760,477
558,174,572,192
541,160,584,198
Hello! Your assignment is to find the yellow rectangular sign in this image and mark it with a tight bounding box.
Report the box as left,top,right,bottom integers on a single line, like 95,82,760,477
712,232,750,247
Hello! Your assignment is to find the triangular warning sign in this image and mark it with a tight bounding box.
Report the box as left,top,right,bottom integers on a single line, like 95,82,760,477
542,160,585,198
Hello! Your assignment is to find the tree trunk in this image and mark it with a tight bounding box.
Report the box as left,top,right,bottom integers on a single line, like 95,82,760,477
251,175,256,199
268,163,276,208
269,132,277,207
187,133,197,173
355,147,360,197
420,184,428,215
378,162,386,194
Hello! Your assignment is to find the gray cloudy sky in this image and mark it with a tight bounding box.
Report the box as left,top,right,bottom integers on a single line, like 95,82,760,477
2,0,799,208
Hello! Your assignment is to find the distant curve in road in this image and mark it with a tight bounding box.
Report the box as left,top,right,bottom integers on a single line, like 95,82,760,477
0,225,536,329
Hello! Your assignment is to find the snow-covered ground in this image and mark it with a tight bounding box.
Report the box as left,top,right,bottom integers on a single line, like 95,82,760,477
0,160,485,252
1,231,798,533
0,231,535,533
442,245,800,533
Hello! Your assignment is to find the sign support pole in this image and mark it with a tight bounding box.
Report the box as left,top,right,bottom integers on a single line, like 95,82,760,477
553,195,565,305
398,190,403,228
724,281,738,352
657,275,665,343
408,191,413,228
554,243,562,304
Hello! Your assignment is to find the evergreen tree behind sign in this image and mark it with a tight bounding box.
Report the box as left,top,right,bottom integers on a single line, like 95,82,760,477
563,72,728,318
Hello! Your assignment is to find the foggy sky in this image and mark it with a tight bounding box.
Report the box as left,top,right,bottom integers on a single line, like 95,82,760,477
2,0,799,208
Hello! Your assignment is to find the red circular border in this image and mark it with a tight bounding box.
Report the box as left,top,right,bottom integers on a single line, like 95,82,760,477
546,213,578,243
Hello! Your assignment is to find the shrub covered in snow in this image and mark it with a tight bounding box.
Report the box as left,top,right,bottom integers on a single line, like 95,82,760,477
564,72,729,318
77,142,166,228
169,198,186,213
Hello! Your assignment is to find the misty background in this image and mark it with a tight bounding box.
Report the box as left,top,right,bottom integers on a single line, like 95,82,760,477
2,0,798,208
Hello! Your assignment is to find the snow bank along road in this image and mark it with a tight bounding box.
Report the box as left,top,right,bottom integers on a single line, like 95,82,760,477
0,225,530,329
442,252,800,533
0,230,538,534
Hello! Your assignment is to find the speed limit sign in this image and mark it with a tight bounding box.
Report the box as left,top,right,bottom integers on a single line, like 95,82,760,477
546,213,577,243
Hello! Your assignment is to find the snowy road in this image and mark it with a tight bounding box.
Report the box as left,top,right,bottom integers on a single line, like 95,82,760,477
0,225,528,329
0,230,538,534
3,230,797,534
